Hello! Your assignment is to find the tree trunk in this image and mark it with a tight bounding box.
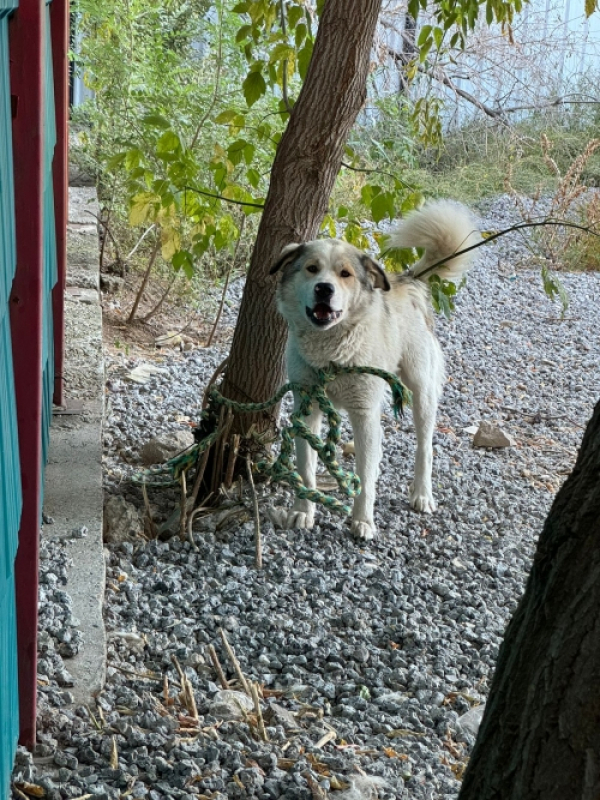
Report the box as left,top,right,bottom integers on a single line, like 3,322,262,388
458,400,600,799
219,0,383,439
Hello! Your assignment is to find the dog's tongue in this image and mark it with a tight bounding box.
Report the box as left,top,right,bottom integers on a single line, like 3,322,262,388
313,303,332,320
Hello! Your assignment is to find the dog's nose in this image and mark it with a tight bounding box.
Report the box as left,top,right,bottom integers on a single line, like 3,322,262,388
314,282,335,299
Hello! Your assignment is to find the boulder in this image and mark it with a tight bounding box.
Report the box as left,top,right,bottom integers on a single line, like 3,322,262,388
458,704,486,737
208,690,254,722
103,496,143,544
472,421,515,448
140,430,195,466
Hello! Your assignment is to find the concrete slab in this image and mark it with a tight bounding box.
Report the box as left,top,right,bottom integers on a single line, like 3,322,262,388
42,187,107,706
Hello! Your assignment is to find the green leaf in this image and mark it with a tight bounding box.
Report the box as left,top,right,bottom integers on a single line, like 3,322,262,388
125,149,143,170
417,25,432,46
360,184,379,207
161,226,181,261
419,38,433,62
541,266,569,313
214,110,238,125
242,70,267,106
287,5,304,28
370,191,395,224
586,0,597,16
141,113,171,129
156,131,181,156
235,24,253,42
297,41,313,80
428,275,461,318
246,167,261,188
172,249,194,278
243,142,255,165
269,43,295,64
129,192,157,226
227,139,249,166
106,152,128,171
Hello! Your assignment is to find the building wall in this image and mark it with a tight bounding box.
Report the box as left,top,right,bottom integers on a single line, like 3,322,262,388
0,0,23,791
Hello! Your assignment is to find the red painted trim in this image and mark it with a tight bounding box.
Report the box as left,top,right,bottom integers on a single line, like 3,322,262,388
50,0,69,407
9,0,45,750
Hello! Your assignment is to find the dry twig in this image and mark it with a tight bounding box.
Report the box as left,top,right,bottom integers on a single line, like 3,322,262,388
207,644,230,689
219,628,251,696
246,456,262,569
251,682,269,741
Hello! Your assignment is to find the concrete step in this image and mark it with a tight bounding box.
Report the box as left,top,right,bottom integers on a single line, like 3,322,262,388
42,186,107,706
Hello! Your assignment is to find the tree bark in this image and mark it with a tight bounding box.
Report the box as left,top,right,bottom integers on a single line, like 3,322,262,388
220,0,383,437
458,400,600,799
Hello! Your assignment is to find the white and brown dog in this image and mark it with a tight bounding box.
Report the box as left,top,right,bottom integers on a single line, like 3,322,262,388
269,201,479,540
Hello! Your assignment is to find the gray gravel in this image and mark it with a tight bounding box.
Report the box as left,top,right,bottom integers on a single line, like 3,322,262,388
15,195,600,799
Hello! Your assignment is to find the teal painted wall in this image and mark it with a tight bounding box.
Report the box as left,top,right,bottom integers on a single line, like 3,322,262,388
42,1,58,495
0,0,23,793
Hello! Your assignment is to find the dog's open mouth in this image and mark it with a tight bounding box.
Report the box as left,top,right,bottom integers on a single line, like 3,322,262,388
306,303,342,327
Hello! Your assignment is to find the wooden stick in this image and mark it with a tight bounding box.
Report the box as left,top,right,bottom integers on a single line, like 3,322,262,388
207,644,229,689
219,628,251,696
190,445,212,508
251,681,268,741
178,469,188,541
210,407,230,496
171,655,198,720
225,433,240,489
246,456,262,569
315,728,336,748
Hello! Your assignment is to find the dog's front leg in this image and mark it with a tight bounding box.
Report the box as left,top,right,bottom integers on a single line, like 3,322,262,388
269,395,322,530
408,384,438,514
347,408,382,541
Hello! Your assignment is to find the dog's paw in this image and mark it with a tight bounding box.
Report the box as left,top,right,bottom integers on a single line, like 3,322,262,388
409,483,437,514
351,519,377,541
268,506,315,530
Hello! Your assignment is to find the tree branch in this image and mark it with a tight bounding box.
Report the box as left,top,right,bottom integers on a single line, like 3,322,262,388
184,186,265,209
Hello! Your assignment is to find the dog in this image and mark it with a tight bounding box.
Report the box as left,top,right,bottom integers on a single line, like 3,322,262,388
268,200,479,540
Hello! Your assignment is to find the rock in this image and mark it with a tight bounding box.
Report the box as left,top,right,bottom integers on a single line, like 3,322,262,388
342,440,355,456
125,363,169,385
265,703,301,732
458,704,486,737
103,496,143,544
155,331,183,348
140,430,195,466
337,775,390,799
472,421,516,448
208,690,254,722
462,425,479,435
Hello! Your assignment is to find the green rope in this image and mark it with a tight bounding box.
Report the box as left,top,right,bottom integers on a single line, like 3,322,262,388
132,363,404,515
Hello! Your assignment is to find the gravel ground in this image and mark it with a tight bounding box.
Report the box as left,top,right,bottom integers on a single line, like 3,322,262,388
14,195,600,800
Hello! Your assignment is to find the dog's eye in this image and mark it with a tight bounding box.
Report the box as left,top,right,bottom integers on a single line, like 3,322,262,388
306,264,318,274
340,269,351,278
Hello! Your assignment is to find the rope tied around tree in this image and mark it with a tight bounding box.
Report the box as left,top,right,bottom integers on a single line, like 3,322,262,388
132,363,405,515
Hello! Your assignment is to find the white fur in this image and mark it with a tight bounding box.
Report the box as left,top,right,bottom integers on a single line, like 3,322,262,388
270,200,479,540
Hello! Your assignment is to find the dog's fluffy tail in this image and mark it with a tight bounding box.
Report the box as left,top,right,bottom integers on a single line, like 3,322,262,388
389,200,480,283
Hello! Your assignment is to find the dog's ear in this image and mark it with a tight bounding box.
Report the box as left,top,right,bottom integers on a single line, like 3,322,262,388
362,255,390,291
270,243,304,275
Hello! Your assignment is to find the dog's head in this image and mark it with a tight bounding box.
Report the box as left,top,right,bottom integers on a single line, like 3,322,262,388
270,239,390,331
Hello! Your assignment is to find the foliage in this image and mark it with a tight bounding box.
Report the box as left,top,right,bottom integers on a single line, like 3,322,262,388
72,0,599,323
566,193,600,272
505,133,600,300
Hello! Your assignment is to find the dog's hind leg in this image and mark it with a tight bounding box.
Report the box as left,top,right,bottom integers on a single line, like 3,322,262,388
347,407,383,541
269,396,322,530
401,346,444,514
